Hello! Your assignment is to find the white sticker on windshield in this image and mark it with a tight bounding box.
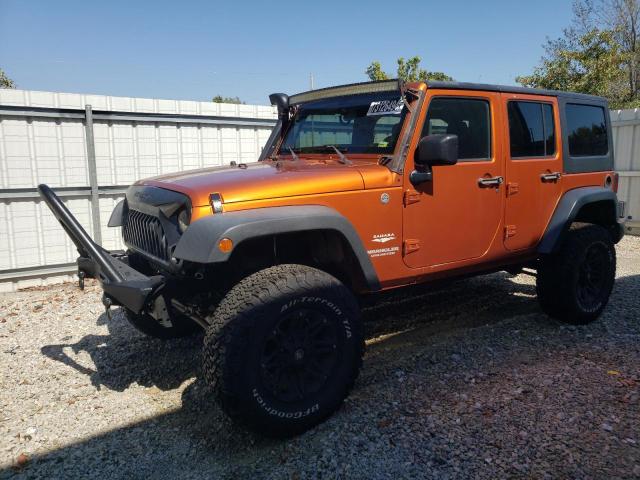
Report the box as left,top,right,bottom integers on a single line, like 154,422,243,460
367,98,404,116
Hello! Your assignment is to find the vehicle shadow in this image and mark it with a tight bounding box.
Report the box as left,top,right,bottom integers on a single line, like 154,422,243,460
361,271,540,339
40,308,202,392
13,273,637,478
38,272,535,393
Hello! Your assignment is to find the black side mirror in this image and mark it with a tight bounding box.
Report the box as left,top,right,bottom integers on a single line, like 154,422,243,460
410,134,458,185
415,134,458,167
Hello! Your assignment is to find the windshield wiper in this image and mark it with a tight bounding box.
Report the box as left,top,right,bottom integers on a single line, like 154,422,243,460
328,145,352,165
287,147,301,162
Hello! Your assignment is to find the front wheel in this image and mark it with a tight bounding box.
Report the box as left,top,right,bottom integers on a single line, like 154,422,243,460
202,264,364,436
536,223,616,324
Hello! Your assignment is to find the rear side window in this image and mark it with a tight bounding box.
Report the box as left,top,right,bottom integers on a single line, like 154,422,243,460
423,97,491,161
508,101,556,158
566,104,608,157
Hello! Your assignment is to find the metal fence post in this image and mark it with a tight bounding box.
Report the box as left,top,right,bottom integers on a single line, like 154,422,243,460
84,104,102,246
0,100,277,286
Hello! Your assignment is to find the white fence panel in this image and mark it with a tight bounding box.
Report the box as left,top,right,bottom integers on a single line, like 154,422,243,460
0,88,276,291
611,109,640,234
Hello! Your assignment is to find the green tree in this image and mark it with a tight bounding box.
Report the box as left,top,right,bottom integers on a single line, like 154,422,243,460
517,0,639,108
365,56,453,82
0,68,15,88
212,95,244,104
517,29,627,105
365,61,389,81
572,0,639,104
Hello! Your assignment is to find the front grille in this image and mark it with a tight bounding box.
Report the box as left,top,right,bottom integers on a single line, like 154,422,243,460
123,209,171,261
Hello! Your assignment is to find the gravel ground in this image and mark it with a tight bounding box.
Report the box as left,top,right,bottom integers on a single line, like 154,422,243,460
1,236,639,479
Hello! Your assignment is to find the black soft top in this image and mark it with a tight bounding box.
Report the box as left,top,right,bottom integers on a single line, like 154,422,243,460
426,81,607,104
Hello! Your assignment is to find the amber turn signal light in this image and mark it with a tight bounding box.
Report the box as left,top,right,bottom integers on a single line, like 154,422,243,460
218,238,233,253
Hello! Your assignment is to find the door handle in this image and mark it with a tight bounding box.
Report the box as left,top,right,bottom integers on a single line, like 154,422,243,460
541,172,561,182
478,176,504,187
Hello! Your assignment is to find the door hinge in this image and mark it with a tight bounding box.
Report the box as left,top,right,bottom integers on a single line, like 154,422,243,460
505,225,517,239
403,190,421,206
506,182,519,196
403,239,420,255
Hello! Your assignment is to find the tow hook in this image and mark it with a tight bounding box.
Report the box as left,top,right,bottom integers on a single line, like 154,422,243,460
150,296,173,328
102,294,113,320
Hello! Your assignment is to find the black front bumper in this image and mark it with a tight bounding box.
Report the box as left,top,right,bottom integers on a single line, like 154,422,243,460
79,252,164,313
38,184,164,313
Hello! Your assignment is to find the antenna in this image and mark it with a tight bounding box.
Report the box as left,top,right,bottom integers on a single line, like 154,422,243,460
309,73,314,90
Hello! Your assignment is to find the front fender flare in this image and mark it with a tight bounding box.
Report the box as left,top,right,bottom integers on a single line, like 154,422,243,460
173,205,380,290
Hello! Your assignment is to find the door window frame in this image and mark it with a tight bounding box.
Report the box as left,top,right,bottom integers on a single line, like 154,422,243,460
507,100,557,160
420,95,493,162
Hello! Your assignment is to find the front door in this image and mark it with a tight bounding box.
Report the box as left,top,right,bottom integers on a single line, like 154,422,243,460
501,94,563,251
402,91,504,269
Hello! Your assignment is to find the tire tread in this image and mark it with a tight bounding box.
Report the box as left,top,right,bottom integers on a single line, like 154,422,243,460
202,264,364,435
536,223,616,324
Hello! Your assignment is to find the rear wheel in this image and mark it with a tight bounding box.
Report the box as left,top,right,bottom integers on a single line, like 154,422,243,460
536,223,616,324
202,264,364,436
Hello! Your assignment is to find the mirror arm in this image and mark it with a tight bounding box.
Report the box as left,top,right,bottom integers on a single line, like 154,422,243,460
409,168,432,186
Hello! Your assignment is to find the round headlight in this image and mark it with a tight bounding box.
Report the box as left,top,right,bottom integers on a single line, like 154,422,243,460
177,209,190,233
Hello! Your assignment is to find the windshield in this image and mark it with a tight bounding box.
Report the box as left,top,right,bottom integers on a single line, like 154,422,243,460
280,91,407,155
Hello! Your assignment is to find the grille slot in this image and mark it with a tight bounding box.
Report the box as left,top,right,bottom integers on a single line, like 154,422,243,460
123,209,171,262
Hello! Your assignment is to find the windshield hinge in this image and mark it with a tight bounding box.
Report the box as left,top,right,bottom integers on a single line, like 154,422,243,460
403,190,421,206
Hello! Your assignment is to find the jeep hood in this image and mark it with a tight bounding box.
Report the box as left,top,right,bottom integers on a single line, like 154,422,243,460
137,160,366,206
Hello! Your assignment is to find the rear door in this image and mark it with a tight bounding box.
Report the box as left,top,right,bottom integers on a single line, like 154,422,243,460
502,94,563,251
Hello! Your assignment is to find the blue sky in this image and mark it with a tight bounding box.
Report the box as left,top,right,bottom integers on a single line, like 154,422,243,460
0,0,574,105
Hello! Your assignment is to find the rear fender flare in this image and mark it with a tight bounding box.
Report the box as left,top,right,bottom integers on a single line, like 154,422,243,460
538,186,621,254
173,205,381,290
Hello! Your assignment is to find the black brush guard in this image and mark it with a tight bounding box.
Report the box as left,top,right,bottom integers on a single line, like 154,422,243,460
38,184,164,314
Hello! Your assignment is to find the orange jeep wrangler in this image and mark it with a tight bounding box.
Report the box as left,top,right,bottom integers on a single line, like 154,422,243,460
39,79,626,435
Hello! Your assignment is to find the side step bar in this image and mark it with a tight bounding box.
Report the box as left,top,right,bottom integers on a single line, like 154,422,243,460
37,184,164,313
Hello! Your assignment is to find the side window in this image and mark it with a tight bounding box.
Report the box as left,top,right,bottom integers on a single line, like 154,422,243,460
566,104,608,157
508,101,556,158
422,97,491,161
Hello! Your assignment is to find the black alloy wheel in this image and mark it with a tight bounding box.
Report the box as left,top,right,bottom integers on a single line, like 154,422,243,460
576,242,611,311
260,308,339,403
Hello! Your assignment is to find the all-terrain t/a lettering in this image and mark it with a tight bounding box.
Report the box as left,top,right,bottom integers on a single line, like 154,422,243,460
280,297,343,317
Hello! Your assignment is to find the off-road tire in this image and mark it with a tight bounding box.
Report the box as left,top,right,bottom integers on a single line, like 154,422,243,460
124,308,200,340
202,264,364,436
536,223,616,324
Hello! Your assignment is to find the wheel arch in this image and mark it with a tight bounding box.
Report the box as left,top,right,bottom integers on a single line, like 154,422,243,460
538,186,623,254
173,205,380,292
